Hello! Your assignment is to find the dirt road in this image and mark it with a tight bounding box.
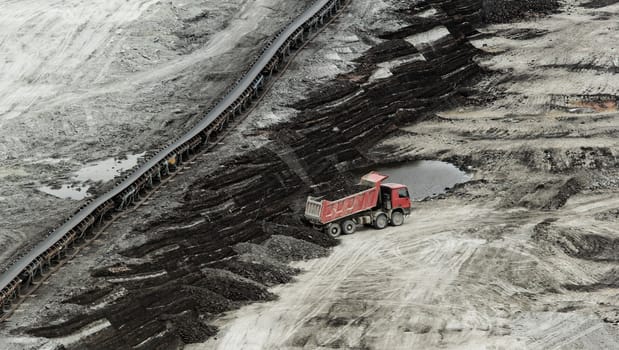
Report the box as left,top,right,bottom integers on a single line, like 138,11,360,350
201,201,499,349
204,190,619,349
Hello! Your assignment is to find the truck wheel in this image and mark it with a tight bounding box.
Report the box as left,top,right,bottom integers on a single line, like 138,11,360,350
374,214,388,230
390,211,404,226
342,220,356,235
326,223,341,238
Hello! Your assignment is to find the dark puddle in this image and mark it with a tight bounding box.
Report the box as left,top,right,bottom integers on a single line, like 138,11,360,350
375,160,472,201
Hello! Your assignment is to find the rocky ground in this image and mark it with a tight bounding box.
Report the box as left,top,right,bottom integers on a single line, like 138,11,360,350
204,1,619,348
1,0,618,349
0,0,313,269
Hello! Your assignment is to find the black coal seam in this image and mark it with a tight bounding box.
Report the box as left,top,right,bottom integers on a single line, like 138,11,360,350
27,1,488,347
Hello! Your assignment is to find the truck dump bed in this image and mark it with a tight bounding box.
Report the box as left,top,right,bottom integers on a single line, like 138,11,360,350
305,172,388,225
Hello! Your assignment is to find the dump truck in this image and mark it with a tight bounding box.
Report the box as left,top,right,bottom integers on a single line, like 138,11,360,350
304,172,411,237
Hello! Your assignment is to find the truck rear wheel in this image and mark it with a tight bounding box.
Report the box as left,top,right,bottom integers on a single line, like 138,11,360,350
374,214,388,230
326,223,341,238
342,220,356,235
390,211,404,226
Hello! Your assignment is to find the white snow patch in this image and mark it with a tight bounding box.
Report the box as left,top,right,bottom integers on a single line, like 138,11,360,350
369,68,393,82
368,53,426,82
91,288,128,310
378,53,426,69
321,90,365,110
107,270,167,283
135,330,169,348
334,47,353,54
166,218,207,231
405,26,451,47
252,107,296,129
308,63,341,79
417,8,438,18
56,319,111,346
339,34,360,43
324,52,343,61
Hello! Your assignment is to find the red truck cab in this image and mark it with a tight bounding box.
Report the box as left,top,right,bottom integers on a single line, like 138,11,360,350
380,183,412,213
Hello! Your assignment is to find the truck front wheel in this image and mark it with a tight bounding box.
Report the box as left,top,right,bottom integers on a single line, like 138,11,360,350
374,214,388,230
326,223,341,237
390,211,404,226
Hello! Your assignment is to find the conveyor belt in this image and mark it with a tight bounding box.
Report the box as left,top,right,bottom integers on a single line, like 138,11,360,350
1,0,342,313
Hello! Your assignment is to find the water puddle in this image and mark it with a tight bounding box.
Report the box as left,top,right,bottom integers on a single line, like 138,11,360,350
375,160,472,201
38,152,145,200
74,152,145,183
39,184,92,201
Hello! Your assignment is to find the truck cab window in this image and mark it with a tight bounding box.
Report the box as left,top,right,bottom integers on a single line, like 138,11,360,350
398,189,409,198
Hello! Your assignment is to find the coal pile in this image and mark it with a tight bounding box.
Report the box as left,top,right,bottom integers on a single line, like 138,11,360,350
27,0,491,347
262,235,330,262
276,1,486,191
210,252,300,286
168,312,217,344
265,215,339,247
482,0,560,23
581,0,619,8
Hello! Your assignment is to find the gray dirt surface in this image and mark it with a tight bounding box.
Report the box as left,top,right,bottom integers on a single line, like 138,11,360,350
201,0,619,349
2,0,619,349
0,0,313,270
